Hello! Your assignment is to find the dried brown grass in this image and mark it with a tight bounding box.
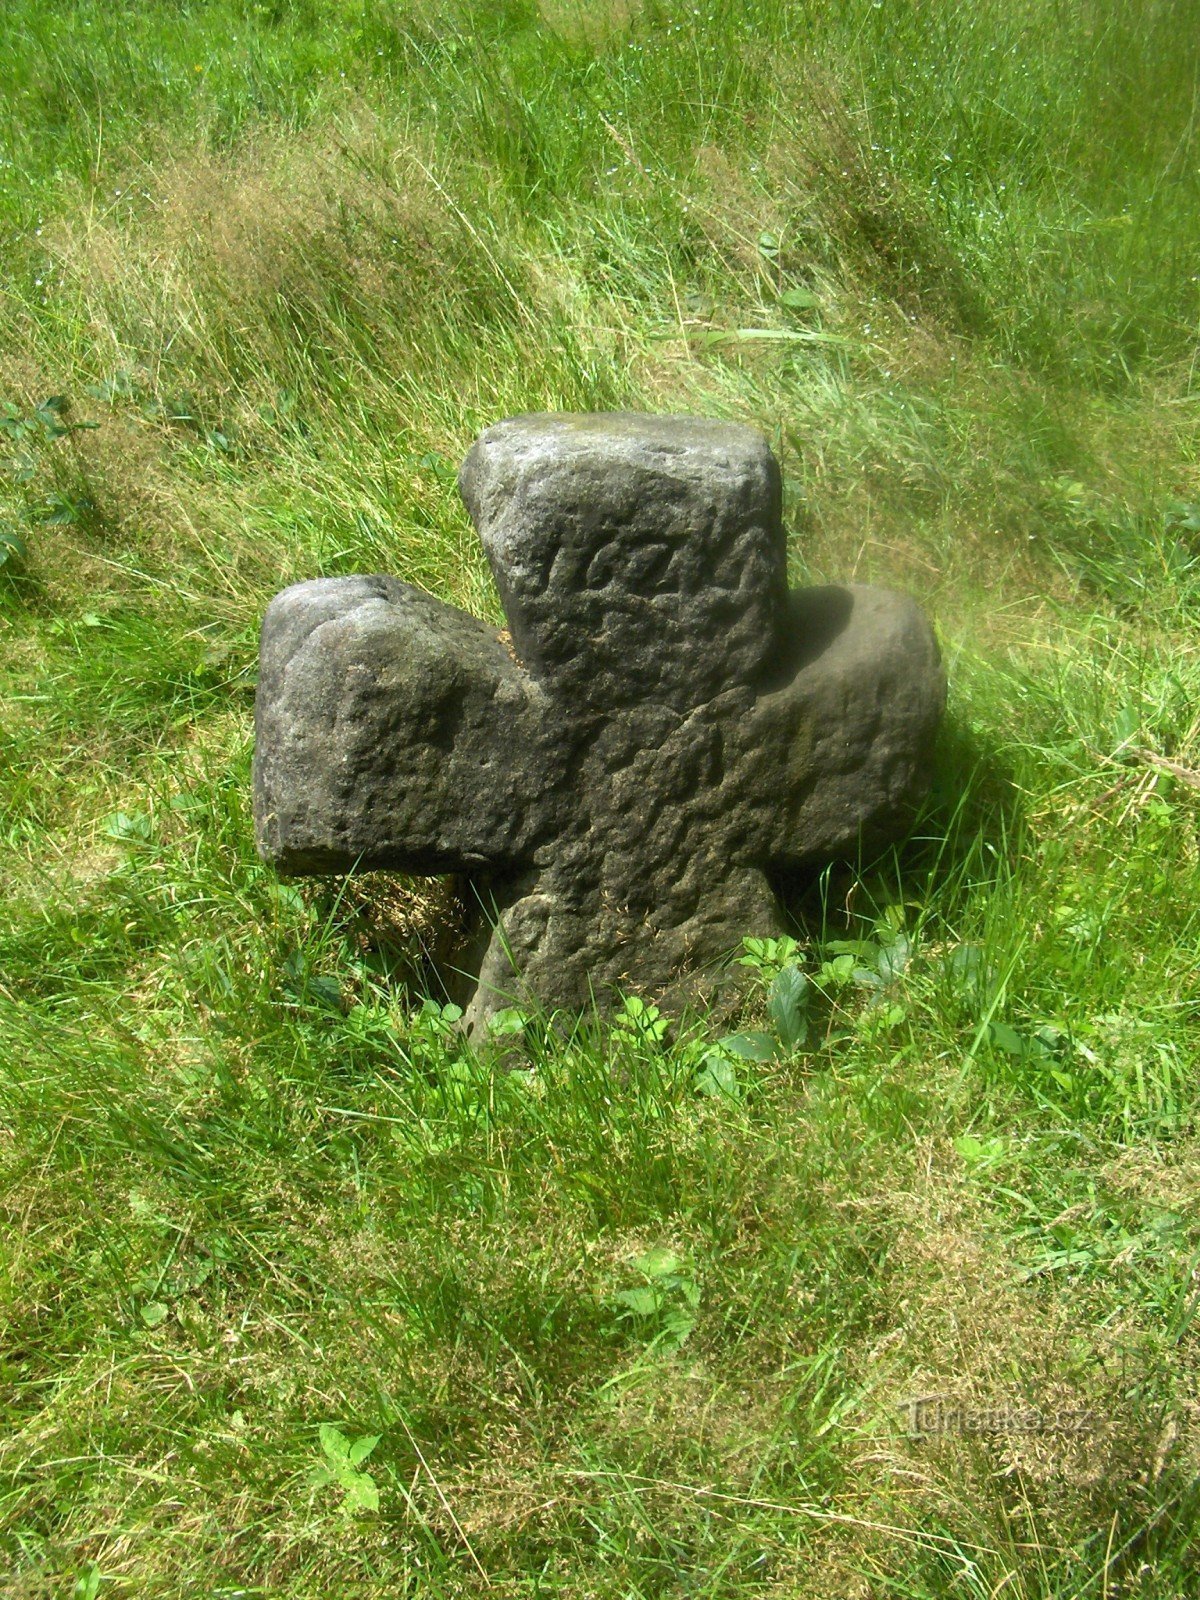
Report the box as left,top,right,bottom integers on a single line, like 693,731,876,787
34,112,531,417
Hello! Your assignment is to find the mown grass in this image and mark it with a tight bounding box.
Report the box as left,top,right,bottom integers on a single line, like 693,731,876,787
2,1,1200,1594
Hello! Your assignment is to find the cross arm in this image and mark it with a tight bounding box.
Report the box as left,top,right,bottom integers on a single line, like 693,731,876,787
253,576,546,876
734,585,946,867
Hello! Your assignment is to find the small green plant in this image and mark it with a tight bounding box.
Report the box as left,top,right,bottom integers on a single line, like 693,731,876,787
1,394,98,459
687,950,811,1097
1,394,100,552
71,1565,102,1600
692,1048,743,1099
608,1247,700,1354
407,995,464,1043
612,993,669,1045
719,922,916,1072
486,1005,529,1037
722,935,811,1062
735,934,801,977
0,519,25,569
311,1425,381,1517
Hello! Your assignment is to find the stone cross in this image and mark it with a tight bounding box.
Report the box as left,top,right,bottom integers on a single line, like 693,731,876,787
254,414,945,1032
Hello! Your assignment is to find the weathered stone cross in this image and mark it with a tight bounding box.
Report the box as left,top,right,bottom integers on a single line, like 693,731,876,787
254,413,944,1031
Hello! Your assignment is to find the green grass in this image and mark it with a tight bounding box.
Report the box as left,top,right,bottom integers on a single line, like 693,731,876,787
2,1,1200,1594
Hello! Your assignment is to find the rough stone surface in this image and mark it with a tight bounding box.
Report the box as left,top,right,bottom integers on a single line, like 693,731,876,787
459,412,786,713
254,412,946,1031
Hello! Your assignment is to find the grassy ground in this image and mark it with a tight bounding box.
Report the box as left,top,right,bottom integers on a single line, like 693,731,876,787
2,1,1200,1594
